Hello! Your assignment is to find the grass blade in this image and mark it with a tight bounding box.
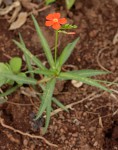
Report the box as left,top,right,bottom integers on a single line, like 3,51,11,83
0,85,20,104
43,99,51,134
66,0,75,9
0,85,20,98
26,69,54,76
31,15,55,68
1,72,37,85
56,37,79,70
59,72,111,92
46,0,56,5
13,40,46,70
65,69,110,77
52,97,68,112
19,33,34,78
35,78,56,120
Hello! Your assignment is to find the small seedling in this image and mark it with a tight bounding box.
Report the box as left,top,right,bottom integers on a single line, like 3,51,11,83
0,13,117,134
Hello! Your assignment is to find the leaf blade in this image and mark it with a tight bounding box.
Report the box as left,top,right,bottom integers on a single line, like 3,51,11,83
66,0,75,9
26,69,54,76
52,97,68,112
59,72,111,92
64,69,110,77
43,99,52,134
1,72,37,85
35,78,56,120
13,40,46,70
0,85,20,98
0,63,12,87
9,57,22,74
56,37,79,70
19,33,34,78
31,15,55,68
45,0,56,5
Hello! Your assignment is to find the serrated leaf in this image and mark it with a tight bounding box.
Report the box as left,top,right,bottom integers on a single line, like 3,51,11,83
31,15,55,68
59,72,111,92
66,0,75,9
65,69,110,77
35,78,56,120
56,37,79,70
13,40,46,70
9,57,22,74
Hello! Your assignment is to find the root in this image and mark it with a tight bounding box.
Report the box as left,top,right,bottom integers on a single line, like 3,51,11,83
0,117,58,148
44,92,97,118
6,101,32,106
96,47,111,72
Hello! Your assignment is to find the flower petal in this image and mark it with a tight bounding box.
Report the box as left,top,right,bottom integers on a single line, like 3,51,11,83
46,14,54,20
45,21,53,26
53,13,60,19
52,23,61,30
59,18,67,24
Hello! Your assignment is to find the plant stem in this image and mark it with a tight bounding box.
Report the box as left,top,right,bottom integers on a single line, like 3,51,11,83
54,30,59,64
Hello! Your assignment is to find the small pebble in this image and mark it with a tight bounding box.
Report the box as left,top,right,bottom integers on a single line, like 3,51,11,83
93,141,98,147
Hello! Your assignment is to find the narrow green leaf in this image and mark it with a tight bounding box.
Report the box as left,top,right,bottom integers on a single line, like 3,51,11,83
1,72,37,85
9,57,22,74
46,0,56,5
13,40,46,70
66,0,75,9
0,85,19,103
43,99,52,134
59,72,111,92
65,69,110,77
19,33,34,78
52,97,68,112
0,85,20,98
35,78,56,120
26,69,54,76
31,15,55,68
91,79,118,86
56,37,79,70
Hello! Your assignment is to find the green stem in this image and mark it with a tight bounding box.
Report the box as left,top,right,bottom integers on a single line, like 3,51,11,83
54,30,59,64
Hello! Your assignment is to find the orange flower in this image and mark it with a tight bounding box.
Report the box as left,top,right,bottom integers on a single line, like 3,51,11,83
45,13,67,30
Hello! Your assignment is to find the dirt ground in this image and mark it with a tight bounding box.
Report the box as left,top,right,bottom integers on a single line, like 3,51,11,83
0,0,118,149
